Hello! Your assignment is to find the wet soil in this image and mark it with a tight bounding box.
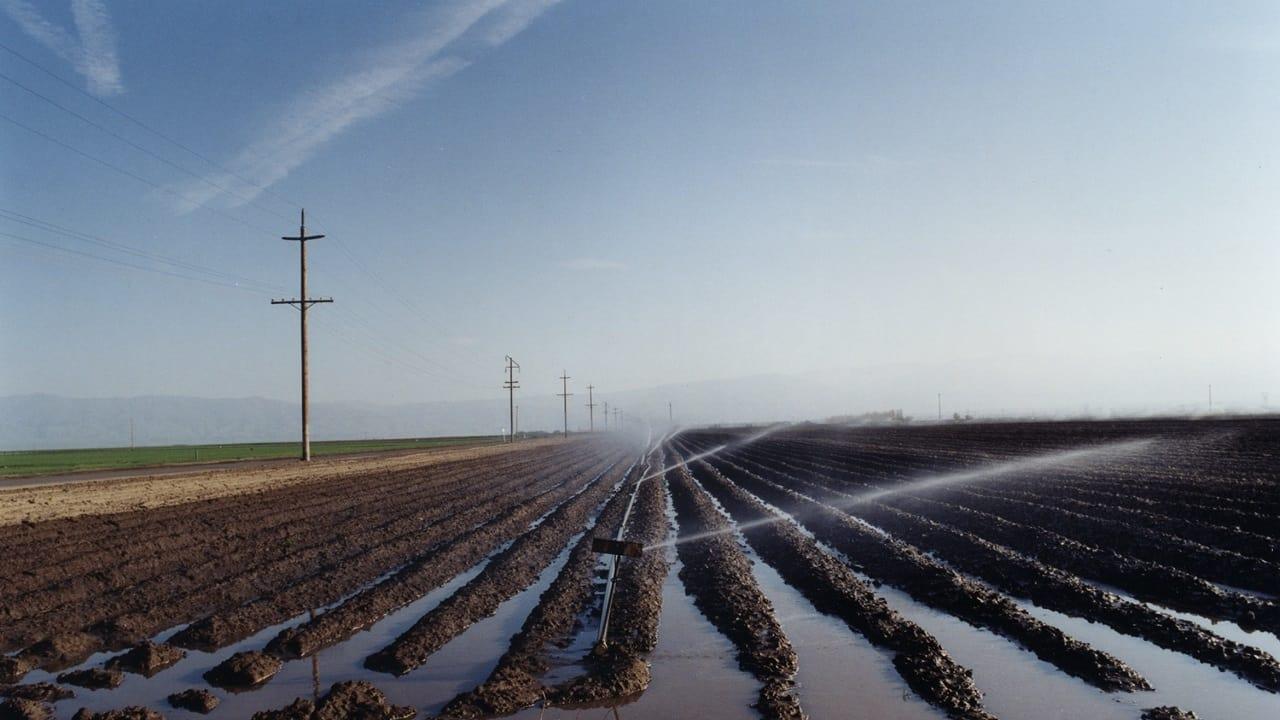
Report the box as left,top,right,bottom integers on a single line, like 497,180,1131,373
684,454,993,719
718,440,1280,693
166,688,218,714
548,446,673,707
364,455,624,675
437,454,642,717
665,460,803,719
702,448,1150,692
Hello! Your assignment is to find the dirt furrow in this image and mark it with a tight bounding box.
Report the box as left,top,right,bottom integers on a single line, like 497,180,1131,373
744,449,1280,693
364,454,628,676
664,456,804,719
260,453,620,660
3,448,594,655
686,455,999,719
549,444,672,707
692,448,1152,693
436,451,647,717
0,446,575,598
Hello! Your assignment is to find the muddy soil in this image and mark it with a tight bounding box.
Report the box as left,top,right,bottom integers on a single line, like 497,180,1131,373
365,455,625,675
103,642,185,677
694,450,1151,691
685,454,995,719
549,446,673,707
251,681,414,720
665,459,803,719
2,444,591,665
166,688,218,714
736,447,1280,692
265,454,620,661
437,453,643,717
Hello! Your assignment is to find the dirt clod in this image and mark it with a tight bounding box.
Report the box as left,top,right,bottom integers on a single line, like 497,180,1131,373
1142,707,1199,720
0,658,36,685
69,708,164,720
55,668,123,690
251,681,414,720
166,689,218,714
0,684,72,703
0,697,52,720
203,651,282,689
105,642,186,677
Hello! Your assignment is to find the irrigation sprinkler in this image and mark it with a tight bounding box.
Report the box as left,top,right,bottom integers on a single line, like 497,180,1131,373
592,537,644,648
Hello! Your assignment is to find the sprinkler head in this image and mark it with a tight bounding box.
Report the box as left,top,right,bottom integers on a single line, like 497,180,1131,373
591,537,644,557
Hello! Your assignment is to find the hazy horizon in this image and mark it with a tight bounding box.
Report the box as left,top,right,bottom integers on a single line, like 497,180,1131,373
3,1,1278,424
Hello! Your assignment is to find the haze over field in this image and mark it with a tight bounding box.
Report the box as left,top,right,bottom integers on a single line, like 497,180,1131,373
2,1,1278,439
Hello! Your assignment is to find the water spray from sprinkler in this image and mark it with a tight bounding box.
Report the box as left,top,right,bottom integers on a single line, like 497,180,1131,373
648,437,1157,550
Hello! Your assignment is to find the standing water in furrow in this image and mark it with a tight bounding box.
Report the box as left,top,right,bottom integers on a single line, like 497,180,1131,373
364,453,628,675
664,454,804,719
678,451,993,720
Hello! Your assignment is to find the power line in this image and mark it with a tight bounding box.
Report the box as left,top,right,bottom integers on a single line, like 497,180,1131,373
0,45,502,400
0,40,301,216
2,42,479,378
0,209,487,391
0,208,284,292
0,229,278,294
0,111,277,236
0,70,292,223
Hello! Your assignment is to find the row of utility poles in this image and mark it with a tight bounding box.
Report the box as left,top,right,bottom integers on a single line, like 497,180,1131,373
500,359,654,441
268,209,674,459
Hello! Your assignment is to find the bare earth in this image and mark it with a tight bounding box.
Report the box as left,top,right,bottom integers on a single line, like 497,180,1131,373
0,437,564,526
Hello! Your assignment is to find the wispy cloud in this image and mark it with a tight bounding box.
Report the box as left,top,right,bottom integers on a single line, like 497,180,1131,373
171,0,564,212
1,0,123,96
560,258,627,271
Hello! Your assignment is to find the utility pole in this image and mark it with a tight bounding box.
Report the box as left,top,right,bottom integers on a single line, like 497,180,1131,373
504,356,520,443
272,209,333,461
937,393,942,422
668,401,673,425
603,401,609,432
558,371,573,438
129,416,134,450
586,385,596,432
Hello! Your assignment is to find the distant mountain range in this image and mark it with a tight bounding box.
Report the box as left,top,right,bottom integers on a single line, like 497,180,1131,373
0,373,855,450
3,357,1267,449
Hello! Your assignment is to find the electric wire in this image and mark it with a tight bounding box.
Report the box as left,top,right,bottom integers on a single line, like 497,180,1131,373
0,111,278,237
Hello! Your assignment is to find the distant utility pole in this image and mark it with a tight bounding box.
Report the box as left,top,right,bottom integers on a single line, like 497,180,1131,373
937,393,942,421
271,209,333,462
585,385,596,432
668,401,673,425
504,356,520,443
603,401,609,432
129,416,134,450
1209,384,1213,413
558,371,573,438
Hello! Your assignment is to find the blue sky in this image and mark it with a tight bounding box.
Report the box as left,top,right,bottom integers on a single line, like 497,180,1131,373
2,1,1278,417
